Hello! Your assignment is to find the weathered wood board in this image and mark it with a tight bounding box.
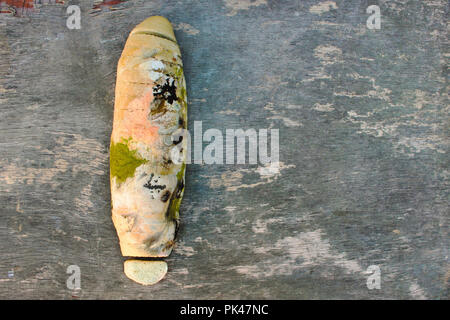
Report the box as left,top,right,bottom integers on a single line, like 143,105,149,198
0,0,448,299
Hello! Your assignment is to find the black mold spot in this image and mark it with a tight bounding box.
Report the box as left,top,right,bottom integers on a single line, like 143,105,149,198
161,190,171,202
150,99,167,116
172,135,183,145
162,155,173,168
153,77,177,104
175,180,184,198
143,174,166,191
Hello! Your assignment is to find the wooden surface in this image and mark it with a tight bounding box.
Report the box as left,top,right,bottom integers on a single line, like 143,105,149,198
0,0,448,299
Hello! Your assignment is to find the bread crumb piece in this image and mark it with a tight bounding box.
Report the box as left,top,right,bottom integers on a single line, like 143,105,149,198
124,260,168,285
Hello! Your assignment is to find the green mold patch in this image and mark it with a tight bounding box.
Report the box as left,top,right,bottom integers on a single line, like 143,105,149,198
167,196,182,221
174,66,184,80
110,140,148,184
180,87,187,103
177,162,186,181
167,163,186,221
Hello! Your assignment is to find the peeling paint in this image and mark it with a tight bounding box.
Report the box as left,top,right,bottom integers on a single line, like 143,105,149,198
233,229,362,279
0,133,107,192
313,21,342,27
409,281,428,300
264,101,302,128
313,103,334,112
252,218,282,234
209,162,296,192
267,115,302,127
172,267,189,275
15,198,23,213
175,241,196,257
73,235,88,242
309,1,338,15
191,98,207,104
314,45,343,65
343,88,447,156
257,162,295,178
0,0,35,16
223,0,267,16
91,0,128,14
174,22,200,35
217,110,241,116
0,0,64,17
74,184,93,215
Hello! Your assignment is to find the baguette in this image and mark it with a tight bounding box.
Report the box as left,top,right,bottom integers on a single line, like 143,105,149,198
110,16,187,284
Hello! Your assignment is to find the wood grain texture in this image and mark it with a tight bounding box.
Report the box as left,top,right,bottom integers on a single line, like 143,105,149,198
0,0,448,299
